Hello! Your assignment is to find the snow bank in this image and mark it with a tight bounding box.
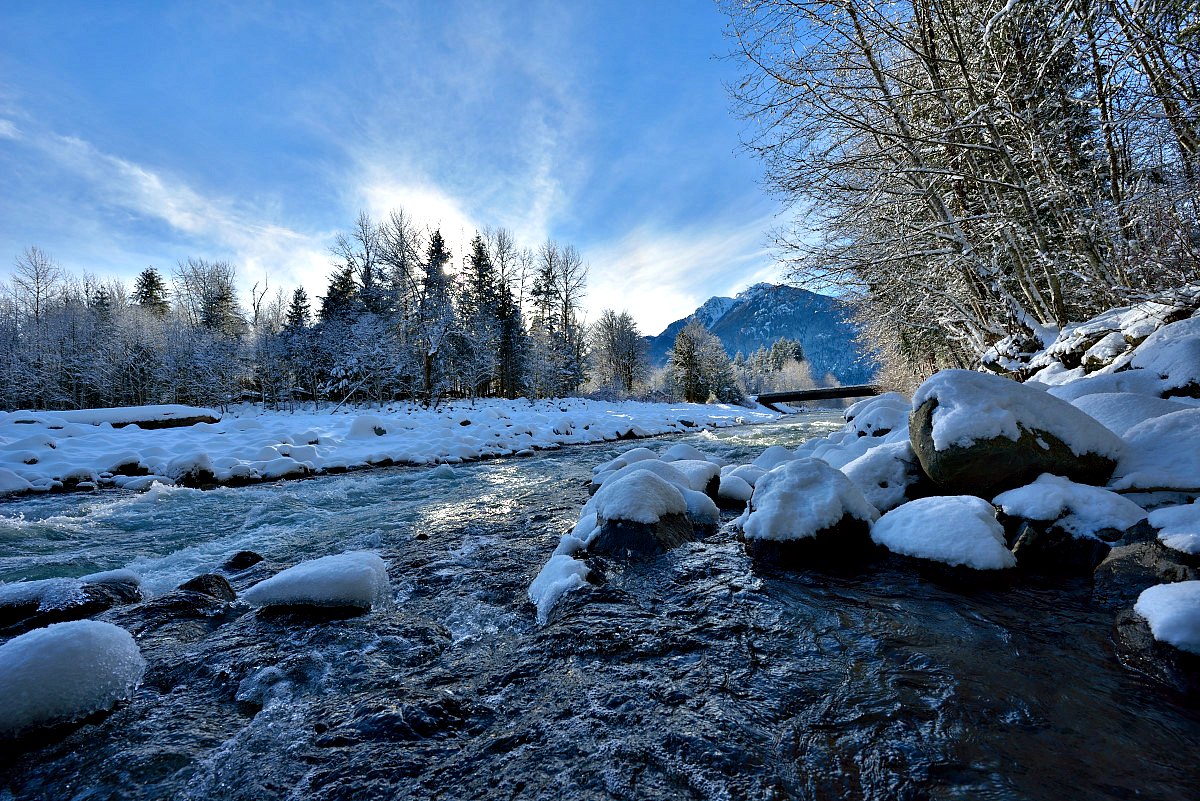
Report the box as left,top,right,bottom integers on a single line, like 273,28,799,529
752,445,798,470
1128,315,1200,394
34,405,219,428
1135,581,1200,655
0,398,777,496
0,620,145,736
243,552,390,610
1069,393,1191,437
870,496,1016,570
993,474,1147,538
914,369,1125,458
1148,501,1200,556
528,555,590,624
742,458,878,542
842,440,922,512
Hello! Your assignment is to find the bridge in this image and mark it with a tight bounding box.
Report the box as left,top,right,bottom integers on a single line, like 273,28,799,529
754,384,881,412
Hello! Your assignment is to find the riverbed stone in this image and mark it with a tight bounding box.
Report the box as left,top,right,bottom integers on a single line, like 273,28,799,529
909,397,1119,496
0,576,142,637
1009,522,1111,576
1113,608,1200,696
741,515,875,568
177,574,237,602
223,551,264,572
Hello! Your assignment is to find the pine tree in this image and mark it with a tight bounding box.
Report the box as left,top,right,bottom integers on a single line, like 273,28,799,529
131,268,170,317
319,266,358,322
668,320,742,404
285,287,311,330
417,230,455,405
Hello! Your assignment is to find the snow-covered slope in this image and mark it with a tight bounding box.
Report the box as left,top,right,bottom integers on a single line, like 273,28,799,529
644,283,877,384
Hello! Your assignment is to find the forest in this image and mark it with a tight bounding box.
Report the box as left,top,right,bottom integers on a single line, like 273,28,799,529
723,0,1198,384
0,213,804,412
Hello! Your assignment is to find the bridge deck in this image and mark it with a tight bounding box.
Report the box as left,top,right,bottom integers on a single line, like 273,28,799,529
755,384,881,411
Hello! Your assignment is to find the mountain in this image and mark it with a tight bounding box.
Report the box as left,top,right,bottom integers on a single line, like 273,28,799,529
644,283,878,385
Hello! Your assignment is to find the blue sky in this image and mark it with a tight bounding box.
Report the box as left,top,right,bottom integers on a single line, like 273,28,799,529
0,0,783,335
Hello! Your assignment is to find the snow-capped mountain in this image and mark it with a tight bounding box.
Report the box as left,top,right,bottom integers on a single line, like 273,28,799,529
645,283,878,384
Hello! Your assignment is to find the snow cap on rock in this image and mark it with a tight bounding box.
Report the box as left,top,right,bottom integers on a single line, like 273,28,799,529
871,495,1016,570
743,458,878,542
244,551,390,610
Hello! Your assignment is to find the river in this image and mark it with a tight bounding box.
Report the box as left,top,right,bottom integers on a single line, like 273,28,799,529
1,413,1197,800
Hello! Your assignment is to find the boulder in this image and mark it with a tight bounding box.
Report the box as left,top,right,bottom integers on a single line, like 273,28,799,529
177,574,237,602
589,513,695,558
1092,542,1198,610
1009,522,1111,576
1113,608,1200,696
909,370,1124,496
0,573,142,637
223,551,264,572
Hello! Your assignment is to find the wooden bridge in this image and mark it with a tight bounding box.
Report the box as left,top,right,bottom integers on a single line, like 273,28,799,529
754,385,881,412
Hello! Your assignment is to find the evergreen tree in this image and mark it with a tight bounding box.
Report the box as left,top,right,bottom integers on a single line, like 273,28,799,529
285,287,311,330
131,268,170,317
416,230,455,405
319,266,358,322
668,320,743,404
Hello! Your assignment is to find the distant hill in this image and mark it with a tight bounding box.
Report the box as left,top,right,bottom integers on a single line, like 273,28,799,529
645,283,878,385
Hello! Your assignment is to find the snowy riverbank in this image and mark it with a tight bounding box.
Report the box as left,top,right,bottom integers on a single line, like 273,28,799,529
0,398,779,497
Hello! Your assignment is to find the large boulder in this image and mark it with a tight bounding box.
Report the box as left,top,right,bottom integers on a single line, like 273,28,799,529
740,458,879,566
1114,581,1200,695
870,495,1016,572
910,370,1125,496
1093,542,1198,610
588,471,695,558
1009,522,1111,576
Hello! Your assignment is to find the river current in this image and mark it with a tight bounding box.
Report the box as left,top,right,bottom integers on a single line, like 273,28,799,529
1,413,1197,800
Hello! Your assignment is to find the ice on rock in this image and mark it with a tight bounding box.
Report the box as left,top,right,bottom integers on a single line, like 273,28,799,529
1135,581,1200,655
1111,408,1200,491
842,440,922,512
1070,393,1191,437
528,555,590,625
1148,501,1200,556
870,496,1016,570
743,458,878,542
0,620,146,736
993,474,1147,538
753,445,797,470
243,551,390,610
591,471,687,524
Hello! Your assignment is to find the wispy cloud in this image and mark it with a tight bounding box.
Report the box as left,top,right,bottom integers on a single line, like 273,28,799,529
12,125,334,297
0,119,18,140
586,213,782,335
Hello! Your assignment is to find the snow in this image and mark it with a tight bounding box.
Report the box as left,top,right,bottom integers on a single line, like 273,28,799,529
0,398,777,496
527,555,590,625
1148,501,1200,556
590,471,688,524
844,392,909,437
870,496,1017,570
243,551,390,610
1069,393,1191,437
592,447,659,476
0,569,141,614
1128,315,1200,394
665,459,722,493
1111,409,1200,491
842,440,921,512
659,443,719,463
752,445,798,470
742,458,879,542
1134,581,1200,655
12,405,219,428
913,369,1125,459
992,474,1146,538
1043,368,1165,402
0,620,146,736
718,474,754,503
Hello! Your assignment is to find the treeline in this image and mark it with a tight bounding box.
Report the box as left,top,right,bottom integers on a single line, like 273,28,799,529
724,0,1200,381
0,210,812,411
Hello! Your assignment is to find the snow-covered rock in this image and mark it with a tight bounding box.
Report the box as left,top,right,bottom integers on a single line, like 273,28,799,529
870,496,1016,570
659,443,718,463
0,467,34,496
844,392,909,438
993,474,1147,539
841,440,926,512
1127,315,1200,396
1135,581,1200,655
910,369,1125,495
588,471,694,557
741,458,879,564
243,552,390,610
528,555,590,625
0,620,145,737
1149,501,1200,558
0,570,142,636
752,445,797,470
1111,408,1200,491
1069,392,1191,437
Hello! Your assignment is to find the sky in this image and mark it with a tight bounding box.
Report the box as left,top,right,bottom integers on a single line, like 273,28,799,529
0,0,785,336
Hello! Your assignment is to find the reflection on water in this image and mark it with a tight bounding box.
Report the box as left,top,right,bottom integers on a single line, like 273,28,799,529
1,412,1197,800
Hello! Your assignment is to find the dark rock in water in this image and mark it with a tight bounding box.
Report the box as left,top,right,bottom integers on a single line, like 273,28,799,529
177,574,236,601
1092,542,1198,610
110,588,243,642
1010,522,1111,576
589,513,694,558
223,551,264,572
909,396,1118,496
173,467,218,489
1120,519,1160,545
1113,609,1200,696
742,517,875,568
315,696,477,747
0,577,142,637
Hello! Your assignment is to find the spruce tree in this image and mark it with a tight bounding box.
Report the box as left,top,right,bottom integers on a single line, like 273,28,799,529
131,268,170,317
285,287,311,330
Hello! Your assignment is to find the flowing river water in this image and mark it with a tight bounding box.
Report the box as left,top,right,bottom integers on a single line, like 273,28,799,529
1,413,1197,800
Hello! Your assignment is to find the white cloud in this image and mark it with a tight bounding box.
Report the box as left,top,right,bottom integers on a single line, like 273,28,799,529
21,130,334,300
0,118,18,140
586,215,783,335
